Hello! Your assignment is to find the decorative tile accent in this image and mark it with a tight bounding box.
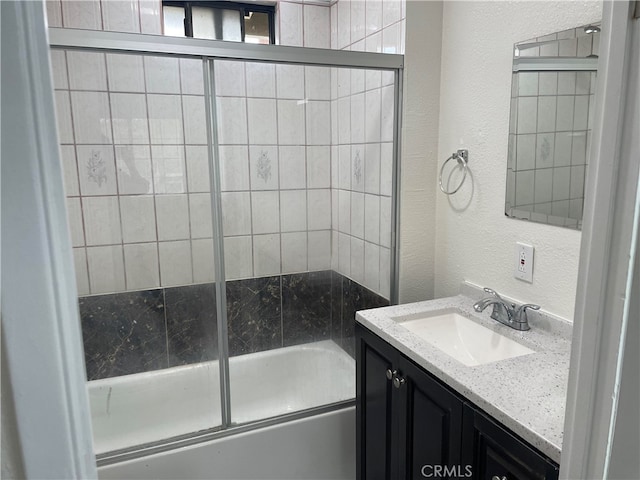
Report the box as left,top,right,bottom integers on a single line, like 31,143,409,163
86,149,108,187
282,271,332,347
166,283,218,366
80,289,167,380
226,276,282,356
256,150,272,183
353,149,363,185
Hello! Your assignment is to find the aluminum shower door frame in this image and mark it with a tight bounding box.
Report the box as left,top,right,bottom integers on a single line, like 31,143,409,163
48,27,405,464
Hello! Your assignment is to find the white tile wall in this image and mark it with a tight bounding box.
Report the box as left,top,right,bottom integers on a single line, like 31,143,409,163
253,234,281,277
102,0,141,33
224,236,253,280
120,195,157,243
83,196,122,246
192,238,216,283
221,192,251,236
115,145,153,195
54,0,395,299
282,232,308,273
68,52,108,91
252,191,280,234
308,230,331,271
71,91,113,144
87,245,126,294
276,65,305,100
325,0,403,299
218,146,250,192
110,93,149,144
159,240,193,286
144,57,181,94
156,195,189,241
189,193,214,238
278,100,306,145
280,190,307,232
246,63,276,98
186,146,211,192
61,0,102,30
107,54,145,93
124,243,160,290
151,145,186,193
148,94,184,144
280,146,306,189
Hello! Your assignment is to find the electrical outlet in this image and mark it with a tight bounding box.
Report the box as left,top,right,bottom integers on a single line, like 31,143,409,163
515,243,534,283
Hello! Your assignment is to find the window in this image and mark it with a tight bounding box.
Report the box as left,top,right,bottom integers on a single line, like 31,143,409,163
162,1,275,44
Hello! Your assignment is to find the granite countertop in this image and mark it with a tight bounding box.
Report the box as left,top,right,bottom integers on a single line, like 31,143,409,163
355,292,572,464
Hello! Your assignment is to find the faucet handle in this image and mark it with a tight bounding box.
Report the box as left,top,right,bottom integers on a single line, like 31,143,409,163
514,303,540,323
483,287,515,308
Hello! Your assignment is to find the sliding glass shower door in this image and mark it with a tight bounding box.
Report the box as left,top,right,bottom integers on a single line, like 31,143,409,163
50,31,401,459
50,48,222,454
213,60,396,426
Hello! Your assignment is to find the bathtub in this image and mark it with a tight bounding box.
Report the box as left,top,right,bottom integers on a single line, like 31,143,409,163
90,339,356,478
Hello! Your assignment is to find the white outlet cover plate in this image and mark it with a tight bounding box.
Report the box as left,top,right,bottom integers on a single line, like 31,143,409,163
515,242,534,282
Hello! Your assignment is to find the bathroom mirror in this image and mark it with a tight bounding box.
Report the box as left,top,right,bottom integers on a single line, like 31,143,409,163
505,22,600,229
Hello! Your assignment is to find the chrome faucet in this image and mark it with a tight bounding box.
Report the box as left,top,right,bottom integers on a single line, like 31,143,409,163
473,287,540,331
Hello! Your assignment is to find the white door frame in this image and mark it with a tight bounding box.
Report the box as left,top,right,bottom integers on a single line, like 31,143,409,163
1,1,97,478
561,1,640,478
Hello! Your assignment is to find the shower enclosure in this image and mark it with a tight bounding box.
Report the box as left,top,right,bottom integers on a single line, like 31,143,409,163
49,27,402,463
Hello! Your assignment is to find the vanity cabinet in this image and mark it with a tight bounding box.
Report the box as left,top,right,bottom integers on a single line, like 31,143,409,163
355,324,559,480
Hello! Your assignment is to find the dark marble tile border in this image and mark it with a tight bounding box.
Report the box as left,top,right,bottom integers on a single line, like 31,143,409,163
78,270,388,380
282,271,332,347
80,289,167,381
226,276,282,357
165,283,217,367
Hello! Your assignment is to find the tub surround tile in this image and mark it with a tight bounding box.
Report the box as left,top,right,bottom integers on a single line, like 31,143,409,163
282,271,332,347
226,276,282,356
331,271,344,346
165,283,218,366
80,289,167,380
80,270,381,379
340,276,389,357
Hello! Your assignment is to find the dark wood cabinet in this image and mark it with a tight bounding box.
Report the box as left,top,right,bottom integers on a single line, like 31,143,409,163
356,323,559,480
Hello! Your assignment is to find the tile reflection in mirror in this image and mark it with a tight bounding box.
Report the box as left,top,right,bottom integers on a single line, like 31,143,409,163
505,22,600,229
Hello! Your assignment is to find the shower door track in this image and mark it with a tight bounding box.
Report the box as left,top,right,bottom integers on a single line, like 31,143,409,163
49,26,404,463
48,28,404,69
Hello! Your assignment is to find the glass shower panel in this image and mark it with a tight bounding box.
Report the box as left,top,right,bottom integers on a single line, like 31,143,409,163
50,48,222,455
214,59,394,425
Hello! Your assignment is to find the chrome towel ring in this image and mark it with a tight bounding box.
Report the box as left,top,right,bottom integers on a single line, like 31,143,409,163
439,149,469,195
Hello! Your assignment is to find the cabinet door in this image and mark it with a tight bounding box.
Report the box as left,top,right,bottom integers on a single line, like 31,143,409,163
397,356,464,479
462,405,559,480
356,324,399,480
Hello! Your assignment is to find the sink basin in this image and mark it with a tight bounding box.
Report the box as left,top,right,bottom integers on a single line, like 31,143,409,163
392,310,535,366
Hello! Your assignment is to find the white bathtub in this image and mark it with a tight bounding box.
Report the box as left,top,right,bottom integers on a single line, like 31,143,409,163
99,407,356,480
89,340,355,457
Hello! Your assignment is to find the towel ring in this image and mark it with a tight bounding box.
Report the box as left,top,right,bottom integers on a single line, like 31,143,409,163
439,149,469,195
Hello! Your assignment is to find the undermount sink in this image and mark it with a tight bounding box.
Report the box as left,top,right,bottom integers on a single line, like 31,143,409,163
392,309,535,367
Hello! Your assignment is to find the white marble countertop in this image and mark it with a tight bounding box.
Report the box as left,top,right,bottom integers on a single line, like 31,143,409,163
355,293,572,464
